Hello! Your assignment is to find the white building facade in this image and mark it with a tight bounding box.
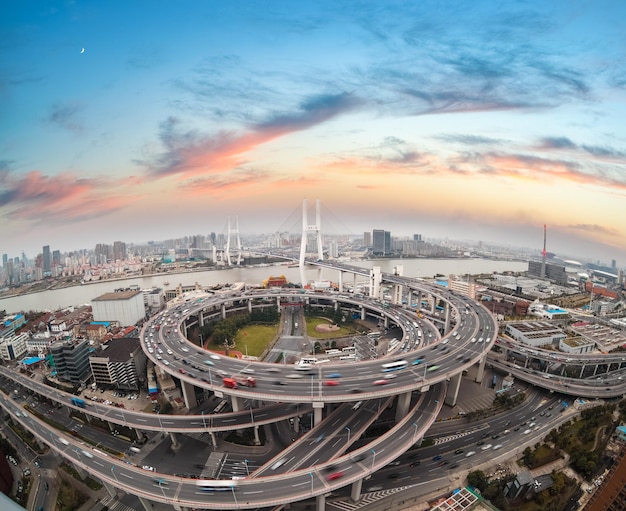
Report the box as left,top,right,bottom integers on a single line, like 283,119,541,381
92,290,146,326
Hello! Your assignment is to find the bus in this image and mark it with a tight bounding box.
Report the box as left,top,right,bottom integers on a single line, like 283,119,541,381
381,360,408,373
212,399,228,414
196,479,238,492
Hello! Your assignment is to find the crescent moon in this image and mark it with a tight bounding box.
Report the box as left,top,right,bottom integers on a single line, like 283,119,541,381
80,48,85,54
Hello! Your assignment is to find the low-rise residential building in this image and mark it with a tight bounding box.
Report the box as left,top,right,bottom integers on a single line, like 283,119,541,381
504,321,566,348
0,332,29,361
559,337,595,354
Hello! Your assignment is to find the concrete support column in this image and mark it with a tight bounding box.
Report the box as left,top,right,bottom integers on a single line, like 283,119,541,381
444,303,451,333
313,403,324,427
475,355,486,383
430,294,436,314
360,306,366,321
579,365,585,378
169,431,179,448
417,291,423,310
316,493,326,511
248,299,252,313
231,395,243,412
72,463,88,480
383,316,389,329
181,380,198,409
103,481,117,498
444,372,462,407
199,311,204,326
394,391,411,423
134,428,145,442
209,431,217,447
350,478,363,502
338,271,344,293
369,267,381,299
407,289,413,308
221,303,226,319
293,415,300,433
139,496,154,511
253,425,260,445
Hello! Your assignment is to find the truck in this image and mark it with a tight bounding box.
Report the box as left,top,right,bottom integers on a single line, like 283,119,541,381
223,377,239,389
71,397,87,408
223,376,256,389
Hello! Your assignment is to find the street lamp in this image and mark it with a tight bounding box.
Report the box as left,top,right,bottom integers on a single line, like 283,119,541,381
371,449,376,471
249,406,255,427
201,410,206,429
412,422,418,443
345,426,351,445
309,472,314,494
110,465,118,483
244,459,249,476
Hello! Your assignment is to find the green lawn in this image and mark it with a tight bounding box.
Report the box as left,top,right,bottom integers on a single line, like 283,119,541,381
234,325,278,357
305,317,358,340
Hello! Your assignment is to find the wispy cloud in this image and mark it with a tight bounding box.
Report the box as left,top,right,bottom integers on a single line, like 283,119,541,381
435,134,503,146
0,168,137,224
567,223,620,236
537,137,626,161
44,102,85,133
139,92,362,178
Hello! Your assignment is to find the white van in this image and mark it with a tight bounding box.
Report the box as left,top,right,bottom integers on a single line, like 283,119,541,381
81,450,94,458
58,438,70,446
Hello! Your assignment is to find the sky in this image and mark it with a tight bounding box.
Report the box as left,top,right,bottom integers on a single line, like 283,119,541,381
1,1,626,266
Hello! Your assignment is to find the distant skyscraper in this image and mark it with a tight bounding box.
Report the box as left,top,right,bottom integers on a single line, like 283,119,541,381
113,241,127,262
2,253,7,268
372,230,391,256
413,234,422,241
52,250,61,266
42,245,51,273
363,231,372,247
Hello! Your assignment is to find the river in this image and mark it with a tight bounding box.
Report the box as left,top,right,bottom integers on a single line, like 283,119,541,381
0,258,527,314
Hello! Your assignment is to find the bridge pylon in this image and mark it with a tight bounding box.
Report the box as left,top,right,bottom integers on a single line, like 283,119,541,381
299,198,324,285
225,216,242,266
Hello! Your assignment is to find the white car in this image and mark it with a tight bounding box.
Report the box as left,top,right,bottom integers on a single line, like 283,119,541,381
209,354,221,360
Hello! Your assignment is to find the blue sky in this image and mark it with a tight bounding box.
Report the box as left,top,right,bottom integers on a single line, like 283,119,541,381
1,1,625,265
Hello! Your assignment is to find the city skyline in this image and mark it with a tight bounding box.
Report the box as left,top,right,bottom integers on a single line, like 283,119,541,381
2,1,625,263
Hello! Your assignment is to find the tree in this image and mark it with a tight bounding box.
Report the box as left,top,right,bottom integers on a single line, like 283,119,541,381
467,470,487,491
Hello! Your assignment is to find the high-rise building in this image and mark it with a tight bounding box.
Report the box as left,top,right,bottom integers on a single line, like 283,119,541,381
49,339,91,383
42,245,51,273
89,337,145,391
372,230,391,256
413,234,422,241
2,254,7,268
52,250,61,266
113,241,127,262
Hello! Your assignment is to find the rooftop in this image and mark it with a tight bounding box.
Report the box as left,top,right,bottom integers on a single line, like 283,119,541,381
93,290,142,301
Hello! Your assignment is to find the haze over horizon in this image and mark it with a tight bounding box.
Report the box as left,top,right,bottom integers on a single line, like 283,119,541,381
2,1,625,265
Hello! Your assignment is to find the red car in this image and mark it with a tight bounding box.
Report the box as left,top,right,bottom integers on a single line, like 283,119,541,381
326,471,344,481
324,380,340,386
373,379,389,386
178,368,187,374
